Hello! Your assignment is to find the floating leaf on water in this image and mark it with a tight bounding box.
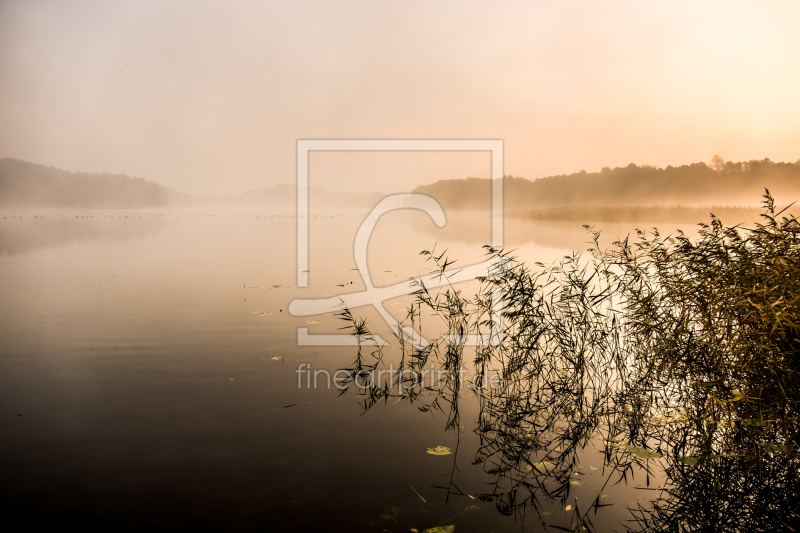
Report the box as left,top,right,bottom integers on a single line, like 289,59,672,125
270,285,282,289
605,439,661,459
270,356,281,361
525,465,533,471
426,446,452,455
306,320,320,324
531,461,556,472
678,456,699,466
569,480,581,485
423,526,455,533
565,505,572,511
627,445,661,459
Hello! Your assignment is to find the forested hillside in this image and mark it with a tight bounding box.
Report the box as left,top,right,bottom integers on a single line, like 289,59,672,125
0,158,170,208
413,158,800,210
0,159,382,209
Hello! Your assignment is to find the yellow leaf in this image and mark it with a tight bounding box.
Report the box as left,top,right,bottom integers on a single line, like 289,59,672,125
531,461,556,471
426,446,452,455
424,526,455,533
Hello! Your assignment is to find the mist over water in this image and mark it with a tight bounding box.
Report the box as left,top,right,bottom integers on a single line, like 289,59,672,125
2,205,685,531
2,0,799,529
0,149,795,531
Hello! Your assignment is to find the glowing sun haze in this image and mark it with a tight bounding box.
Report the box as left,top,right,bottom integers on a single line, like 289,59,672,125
1,0,798,194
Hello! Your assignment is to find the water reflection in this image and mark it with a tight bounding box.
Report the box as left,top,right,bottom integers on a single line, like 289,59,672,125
337,223,799,532
0,211,165,254
410,211,708,253
2,205,794,531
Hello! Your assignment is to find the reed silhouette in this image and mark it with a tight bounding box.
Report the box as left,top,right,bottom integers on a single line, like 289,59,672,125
337,191,800,532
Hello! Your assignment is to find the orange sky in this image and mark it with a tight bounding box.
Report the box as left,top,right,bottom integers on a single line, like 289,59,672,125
1,0,799,194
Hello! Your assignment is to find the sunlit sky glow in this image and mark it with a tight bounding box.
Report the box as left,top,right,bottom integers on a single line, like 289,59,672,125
1,0,799,194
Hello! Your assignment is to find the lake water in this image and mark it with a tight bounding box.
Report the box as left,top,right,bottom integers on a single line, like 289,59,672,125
0,207,694,531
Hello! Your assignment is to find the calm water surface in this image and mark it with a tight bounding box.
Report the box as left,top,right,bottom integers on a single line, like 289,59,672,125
0,208,684,531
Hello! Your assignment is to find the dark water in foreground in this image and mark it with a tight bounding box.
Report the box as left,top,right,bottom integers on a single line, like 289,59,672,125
0,209,690,531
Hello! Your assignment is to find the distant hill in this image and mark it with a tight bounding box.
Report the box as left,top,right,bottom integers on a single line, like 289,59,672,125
413,158,800,211
0,158,171,208
0,159,383,209
167,183,383,209
5,156,799,212
238,185,383,209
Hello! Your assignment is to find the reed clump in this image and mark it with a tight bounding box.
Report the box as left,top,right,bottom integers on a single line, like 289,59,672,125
611,192,800,463
337,192,799,532
604,192,800,532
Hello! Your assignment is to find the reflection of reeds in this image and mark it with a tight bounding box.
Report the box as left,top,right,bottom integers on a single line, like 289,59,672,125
338,192,800,532
510,205,766,224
